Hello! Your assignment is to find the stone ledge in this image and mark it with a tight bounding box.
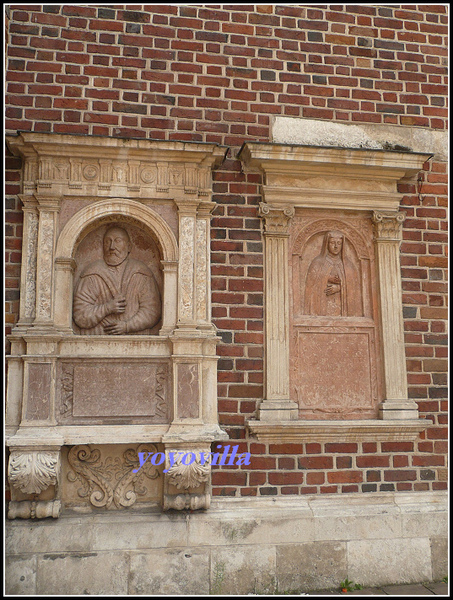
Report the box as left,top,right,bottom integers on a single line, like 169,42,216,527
6,492,447,594
272,117,448,161
6,424,228,447
246,418,428,442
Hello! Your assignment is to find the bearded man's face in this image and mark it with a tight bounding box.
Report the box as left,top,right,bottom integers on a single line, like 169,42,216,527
103,228,131,266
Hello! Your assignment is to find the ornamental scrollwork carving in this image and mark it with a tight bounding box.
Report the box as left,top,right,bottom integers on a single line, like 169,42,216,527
8,450,60,495
67,444,160,509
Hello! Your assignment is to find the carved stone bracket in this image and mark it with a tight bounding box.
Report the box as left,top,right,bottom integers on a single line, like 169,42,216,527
8,448,61,519
8,448,60,494
163,446,212,511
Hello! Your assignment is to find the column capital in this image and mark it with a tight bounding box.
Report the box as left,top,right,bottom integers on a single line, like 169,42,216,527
372,210,405,242
259,202,295,235
35,194,62,212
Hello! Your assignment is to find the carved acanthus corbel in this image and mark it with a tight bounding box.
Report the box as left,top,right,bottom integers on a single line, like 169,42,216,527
163,448,212,511
8,449,60,495
8,448,62,520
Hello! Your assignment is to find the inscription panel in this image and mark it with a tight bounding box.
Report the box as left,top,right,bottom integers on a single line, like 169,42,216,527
291,328,377,419
57,361,170,424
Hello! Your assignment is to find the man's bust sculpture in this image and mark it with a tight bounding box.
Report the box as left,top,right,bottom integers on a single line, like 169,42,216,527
73,226,161,335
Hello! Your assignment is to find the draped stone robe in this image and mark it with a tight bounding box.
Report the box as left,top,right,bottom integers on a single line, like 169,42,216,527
73,257,161,334
304,234,362,317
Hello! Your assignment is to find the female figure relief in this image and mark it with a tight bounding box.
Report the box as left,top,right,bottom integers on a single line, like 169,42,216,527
304,230,362,317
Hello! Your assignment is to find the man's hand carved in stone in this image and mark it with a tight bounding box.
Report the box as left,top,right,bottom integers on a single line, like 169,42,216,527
104,321,128,335
107,294,127,314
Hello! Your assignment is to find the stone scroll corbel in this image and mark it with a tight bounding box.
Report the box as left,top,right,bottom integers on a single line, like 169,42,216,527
7,448,61,519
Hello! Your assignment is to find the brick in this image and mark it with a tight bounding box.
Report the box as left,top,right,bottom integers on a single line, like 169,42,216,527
327,471,363,484
384,470,417,481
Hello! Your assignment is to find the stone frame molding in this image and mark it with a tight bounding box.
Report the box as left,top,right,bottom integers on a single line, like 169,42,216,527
6,132,228,517
239,142,431,442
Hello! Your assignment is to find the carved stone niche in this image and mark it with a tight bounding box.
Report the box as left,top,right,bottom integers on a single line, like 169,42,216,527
5,133,228,518
239,142,431,443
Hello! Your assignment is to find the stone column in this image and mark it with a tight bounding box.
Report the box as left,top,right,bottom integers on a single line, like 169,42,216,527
258,203,298,421
176,202,199,331
159,260,179,336
373,210,419,419
16,195,39,328
33,195,60,330
195,200,216,332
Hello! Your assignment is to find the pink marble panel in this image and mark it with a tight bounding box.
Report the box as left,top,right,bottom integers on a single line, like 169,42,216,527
291,329,377,419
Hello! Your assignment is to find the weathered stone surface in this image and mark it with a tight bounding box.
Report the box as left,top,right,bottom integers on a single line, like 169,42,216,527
210,545,276,595
36,552,128,595
5,492,448,594
272,117,448,161
5,556,37,595
348,538,432,587
129,548,210,595
276,541,348,591
430,537,448,582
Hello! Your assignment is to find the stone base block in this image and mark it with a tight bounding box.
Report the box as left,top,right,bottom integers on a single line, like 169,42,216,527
258,399,299,421
5,491,447,595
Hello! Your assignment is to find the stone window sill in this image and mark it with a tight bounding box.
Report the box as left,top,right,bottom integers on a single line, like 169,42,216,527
247,418,428,442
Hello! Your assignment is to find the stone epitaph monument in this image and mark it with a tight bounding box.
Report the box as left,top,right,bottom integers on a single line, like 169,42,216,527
239,143,430,443
6,133,228,517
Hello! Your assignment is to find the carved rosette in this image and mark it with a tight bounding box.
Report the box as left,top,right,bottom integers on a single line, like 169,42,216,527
67,444,160,509
163,448,212,511
8,449,60,495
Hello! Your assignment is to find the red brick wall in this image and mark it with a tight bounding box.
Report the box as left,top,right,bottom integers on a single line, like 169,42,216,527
5,5,448,496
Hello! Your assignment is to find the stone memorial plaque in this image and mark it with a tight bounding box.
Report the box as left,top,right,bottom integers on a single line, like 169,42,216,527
58,362,170,422
292,329,376,419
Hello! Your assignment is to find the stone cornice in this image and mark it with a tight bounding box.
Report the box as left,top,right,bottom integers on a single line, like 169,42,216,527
238,142,432,212
7,132,227,199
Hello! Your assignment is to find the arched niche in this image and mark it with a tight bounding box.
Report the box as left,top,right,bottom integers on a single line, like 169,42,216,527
54,199,178,333
291,218,373,321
